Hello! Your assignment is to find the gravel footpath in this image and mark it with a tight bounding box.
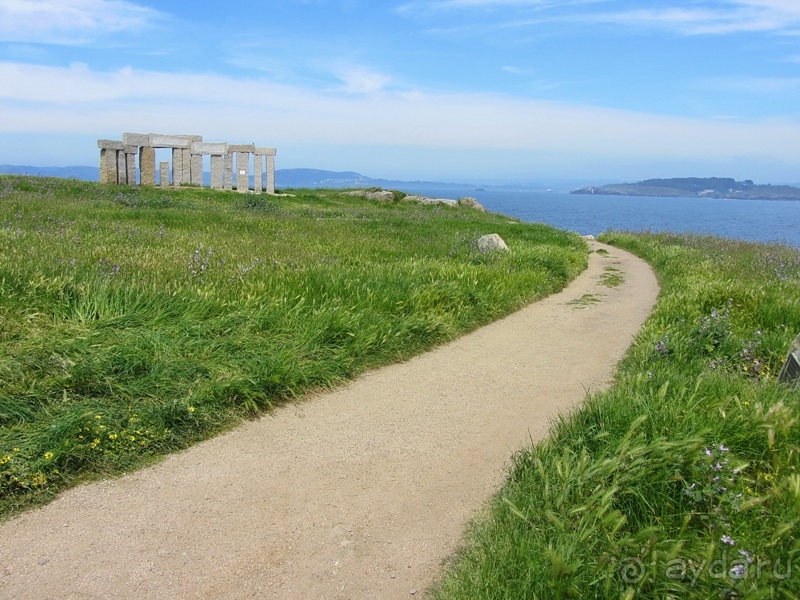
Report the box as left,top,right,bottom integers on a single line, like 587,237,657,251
0,241,659,599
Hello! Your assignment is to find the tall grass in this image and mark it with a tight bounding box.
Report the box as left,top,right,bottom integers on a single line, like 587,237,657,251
434,232,800,598
0,175,586,518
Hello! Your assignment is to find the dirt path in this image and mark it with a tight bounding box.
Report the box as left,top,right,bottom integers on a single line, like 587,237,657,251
0,241,659,599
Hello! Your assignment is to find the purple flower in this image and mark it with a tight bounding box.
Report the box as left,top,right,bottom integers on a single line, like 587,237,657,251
721,535,735,546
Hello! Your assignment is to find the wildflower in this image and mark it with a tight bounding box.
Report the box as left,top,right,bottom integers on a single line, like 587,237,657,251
44,452,54,460
0,455,10,465
730,563,746,578
108,433,117,440
721,535,735,546
188,406,195,413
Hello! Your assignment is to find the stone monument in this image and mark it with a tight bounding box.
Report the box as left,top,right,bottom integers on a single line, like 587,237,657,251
97,133,277,193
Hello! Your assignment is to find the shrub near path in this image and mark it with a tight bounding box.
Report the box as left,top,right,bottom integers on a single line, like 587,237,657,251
434,232,800,599
0,175,586,518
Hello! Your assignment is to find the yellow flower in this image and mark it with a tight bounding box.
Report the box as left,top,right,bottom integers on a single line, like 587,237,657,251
44,452,54,460
108,433,117,440
0,455,10,465
95,415,102,420
188,406,195,413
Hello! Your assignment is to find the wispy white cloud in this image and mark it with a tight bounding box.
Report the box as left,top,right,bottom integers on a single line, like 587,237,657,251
332,66,394,94
397,0,582,12
502,65,532,74
398,0,800,36
589,3,800,35
0,0,165,45
694,75,800,93
2,60,800,173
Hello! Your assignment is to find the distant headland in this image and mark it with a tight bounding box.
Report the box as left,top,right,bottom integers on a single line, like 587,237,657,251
571,177,800,200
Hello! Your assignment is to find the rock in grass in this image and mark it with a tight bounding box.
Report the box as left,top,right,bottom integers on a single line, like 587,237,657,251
459,197,485,211
418,197,458,206
478,233,508,253
778,332,800,389
366,190,395,202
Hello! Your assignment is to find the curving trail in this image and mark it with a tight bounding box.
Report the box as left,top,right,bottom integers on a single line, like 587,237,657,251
0,241,659,599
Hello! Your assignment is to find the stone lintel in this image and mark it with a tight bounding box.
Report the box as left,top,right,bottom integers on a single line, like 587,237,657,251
122,133,150,146
191,142,228,155
97,139,124,150
255,147,277,156
148,134,202,149
124,145,138,155
227,144,256,153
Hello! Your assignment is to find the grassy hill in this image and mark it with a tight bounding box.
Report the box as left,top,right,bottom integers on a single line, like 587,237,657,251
0,175,587,517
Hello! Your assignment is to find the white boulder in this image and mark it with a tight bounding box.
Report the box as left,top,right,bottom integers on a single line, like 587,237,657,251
477,234,508,253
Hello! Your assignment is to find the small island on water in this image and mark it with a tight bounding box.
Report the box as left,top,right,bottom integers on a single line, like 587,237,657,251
571,177,800,200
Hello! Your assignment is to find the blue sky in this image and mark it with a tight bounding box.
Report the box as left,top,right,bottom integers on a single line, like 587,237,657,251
1,0,800,183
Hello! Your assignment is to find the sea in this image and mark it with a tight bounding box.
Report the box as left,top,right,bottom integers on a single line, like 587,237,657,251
399,186,800,248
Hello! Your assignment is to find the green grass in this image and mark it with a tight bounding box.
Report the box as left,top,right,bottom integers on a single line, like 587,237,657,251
600,265,625,288
0,175,587,518
567,293,602,308
434,232,800,599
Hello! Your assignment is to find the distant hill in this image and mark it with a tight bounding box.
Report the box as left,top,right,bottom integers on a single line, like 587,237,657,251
0,164,99,180
276,168,373,187
0,164,489,192
571,177,800,200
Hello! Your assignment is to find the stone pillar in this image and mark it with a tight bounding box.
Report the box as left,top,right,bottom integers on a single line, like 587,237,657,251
253,153,263,192
117,150,127,185
124,147,137,185
99,149,109,184
139,147,156,186
182,149,192,185
160,161,170,187
223,153,233,190
236,152,249,192
210,155,223,189
263,148,277,194
172,148,183,186
228,144,255,193
97,140,124,184
190,153,203,185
